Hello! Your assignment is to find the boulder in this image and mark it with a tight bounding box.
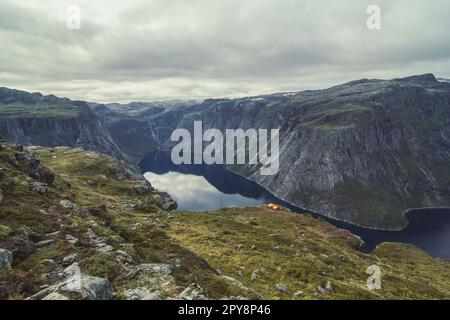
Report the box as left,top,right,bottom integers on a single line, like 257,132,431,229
0,248,13,269
59,274,115,300
28,263,115,300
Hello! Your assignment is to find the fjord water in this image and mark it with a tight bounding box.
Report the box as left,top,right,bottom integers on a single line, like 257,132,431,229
141,152,450,259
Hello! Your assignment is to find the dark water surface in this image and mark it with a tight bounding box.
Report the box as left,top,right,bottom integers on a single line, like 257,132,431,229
141,152,450,259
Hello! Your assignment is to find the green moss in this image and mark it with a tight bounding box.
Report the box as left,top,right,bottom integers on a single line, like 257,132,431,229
0,224,12,240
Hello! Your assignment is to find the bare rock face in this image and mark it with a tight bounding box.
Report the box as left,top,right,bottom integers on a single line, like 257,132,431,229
0,88,125,161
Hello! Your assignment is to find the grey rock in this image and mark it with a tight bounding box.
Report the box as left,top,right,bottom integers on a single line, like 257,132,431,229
177,284,208,300
36,239,55,247
132,263,173,276
292,291,304,300
276,283,289,293
115,250,133,264
65,234,78,245
318,281,334,295
28,263,115,300
60,200,76,210
42,292,69,300
251,269,263,281
62,254,77,266
123,288,161,300
32,182,49,194
0,248,13,269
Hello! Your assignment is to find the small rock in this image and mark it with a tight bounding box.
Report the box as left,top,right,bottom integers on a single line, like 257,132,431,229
66,234,78,245
42,292,69,300
32,182,49,195
292,291,304,300
0,248,13,269
132,184,153,195
177,284,208,300
276,283,289,293
272,246,281,252
40,259,56,267
326,281,334,292
123,288,161,300
317,281,334,295
62,254,77,266
235,244,244,250
251,269,263,281
36,239,55,247
87,228,97,240
60,200,76,210
250,245,257,250
45,231,61,238
132,263,173,276
115,250,133,264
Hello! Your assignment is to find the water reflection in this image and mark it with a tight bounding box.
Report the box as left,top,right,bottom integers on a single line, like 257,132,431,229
144,171,266,211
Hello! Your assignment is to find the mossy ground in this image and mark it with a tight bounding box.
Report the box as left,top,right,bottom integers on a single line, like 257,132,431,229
0,144,449,300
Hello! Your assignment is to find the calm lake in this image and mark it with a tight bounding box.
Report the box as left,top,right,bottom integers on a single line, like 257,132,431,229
141,152,450,259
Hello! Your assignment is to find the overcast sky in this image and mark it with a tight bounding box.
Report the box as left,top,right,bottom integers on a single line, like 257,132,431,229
1,0,449,103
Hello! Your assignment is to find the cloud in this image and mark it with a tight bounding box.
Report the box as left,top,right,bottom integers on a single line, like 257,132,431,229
0,0,449,102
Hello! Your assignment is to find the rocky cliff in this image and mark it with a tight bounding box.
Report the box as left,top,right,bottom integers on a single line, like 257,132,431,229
0,88,124,160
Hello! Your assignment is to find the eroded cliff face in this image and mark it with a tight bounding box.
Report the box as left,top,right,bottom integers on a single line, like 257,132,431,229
0,88,124,160
106,74,450,229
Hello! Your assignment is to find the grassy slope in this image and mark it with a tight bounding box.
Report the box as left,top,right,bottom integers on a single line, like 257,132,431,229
0,144,449,299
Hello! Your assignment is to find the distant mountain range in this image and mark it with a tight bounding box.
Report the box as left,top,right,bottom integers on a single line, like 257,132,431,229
1,74,450,230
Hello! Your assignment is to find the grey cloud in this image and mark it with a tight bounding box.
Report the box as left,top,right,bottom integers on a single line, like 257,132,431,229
0,0,449,102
